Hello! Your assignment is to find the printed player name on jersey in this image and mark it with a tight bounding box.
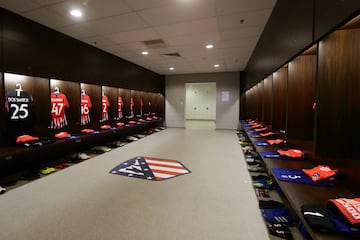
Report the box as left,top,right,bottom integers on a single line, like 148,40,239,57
51,98,65,102
7,97,29,103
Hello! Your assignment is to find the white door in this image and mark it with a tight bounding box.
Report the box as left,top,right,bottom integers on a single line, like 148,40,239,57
185,82,216,129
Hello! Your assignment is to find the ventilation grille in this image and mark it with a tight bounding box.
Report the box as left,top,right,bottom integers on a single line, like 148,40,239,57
163,52,182,57
142,39,167,49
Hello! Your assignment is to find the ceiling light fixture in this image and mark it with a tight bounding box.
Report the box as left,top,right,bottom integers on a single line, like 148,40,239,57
206,44,214,49
169,67,175,71
141,51,149,55
214,64,220,68
70,9,82,17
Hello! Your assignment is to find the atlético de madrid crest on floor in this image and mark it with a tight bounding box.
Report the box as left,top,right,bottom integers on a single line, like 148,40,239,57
110,156,191,181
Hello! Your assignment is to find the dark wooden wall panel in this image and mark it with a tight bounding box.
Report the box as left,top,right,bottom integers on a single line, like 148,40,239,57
257,82,264,122
0,73,5,137
287,54,316,143
252,86,259,121
314,0,360,40
263,76,273,126
272,67,287,132
244,0,313,91
240,93,247,120
251,88,257,120
119,88,131,117
0,8,164,94
244,1,359,92
153,93,165,118
245,91,254,119
316,28,360,159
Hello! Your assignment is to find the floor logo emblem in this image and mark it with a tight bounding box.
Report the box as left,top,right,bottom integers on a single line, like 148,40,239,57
110,156,191,181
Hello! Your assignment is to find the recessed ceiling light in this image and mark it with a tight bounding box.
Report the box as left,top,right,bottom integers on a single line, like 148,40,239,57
214,64,220,68
70,9,82,17
206,44,214,49
169,67,175,70
141,51,149,55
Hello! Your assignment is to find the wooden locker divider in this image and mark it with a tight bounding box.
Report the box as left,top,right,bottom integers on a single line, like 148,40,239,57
119,88,131,118
263,75,273,127
272,67,287,133
287,47,316,155
257,81,264,123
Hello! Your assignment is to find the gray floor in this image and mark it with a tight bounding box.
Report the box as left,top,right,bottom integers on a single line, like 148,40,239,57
0,128,270,240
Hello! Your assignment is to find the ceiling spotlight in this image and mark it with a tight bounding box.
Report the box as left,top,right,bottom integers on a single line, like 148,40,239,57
206,44,214,49
141,51,149,55
214,64,220,68
169,67,175,70
70,9,82,17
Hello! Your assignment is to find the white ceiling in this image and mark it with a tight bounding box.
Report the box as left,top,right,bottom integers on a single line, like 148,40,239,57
0,0,277,75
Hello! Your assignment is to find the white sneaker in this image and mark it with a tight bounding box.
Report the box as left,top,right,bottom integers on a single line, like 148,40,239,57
127,136,138,141
78,152,90,160
0,186,6,194
92,146,112,152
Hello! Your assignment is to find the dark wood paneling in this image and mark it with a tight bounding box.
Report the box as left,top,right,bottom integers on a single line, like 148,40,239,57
240,93,247,120
0,73,5,138
0,8,164,94
314,0,360,40
257,82,264,122
131,90,143,117
263,75,273,126
316,28,360,159
272,67,287,132
153,93,165,118
119,88,131,117
244,0,314,91
287,54,316,143
142,93,151,115
4,73,50,137
249,87,258,121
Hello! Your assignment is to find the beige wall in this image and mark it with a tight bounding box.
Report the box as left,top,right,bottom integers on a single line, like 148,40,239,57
165,72,240,129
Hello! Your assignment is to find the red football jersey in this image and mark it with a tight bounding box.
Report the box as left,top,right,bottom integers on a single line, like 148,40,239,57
139,98,143,115
50,92,70,129
118,96,124,119
101,95,110,121
81,94,92,125
129,97,134,117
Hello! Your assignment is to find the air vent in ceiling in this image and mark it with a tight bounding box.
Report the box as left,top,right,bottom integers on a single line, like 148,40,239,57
142,39,167,49
163,52,182,57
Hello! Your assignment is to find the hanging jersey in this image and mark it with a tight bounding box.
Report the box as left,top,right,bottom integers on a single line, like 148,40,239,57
5,89,34,135
50,92,70,129
148,101,152,114
139,98,143,116
80,94,92,125
129,97,134,118
101,95,110,121
118,96,124,119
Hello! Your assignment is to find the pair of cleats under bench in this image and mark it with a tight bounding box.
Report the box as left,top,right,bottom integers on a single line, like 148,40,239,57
39,167,56,175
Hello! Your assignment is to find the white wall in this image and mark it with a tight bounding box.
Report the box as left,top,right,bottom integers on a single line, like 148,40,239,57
165,72,240,129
